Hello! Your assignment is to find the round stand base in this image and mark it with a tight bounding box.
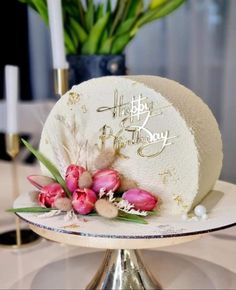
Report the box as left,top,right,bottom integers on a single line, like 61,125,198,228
0,229,41,249
9,250,236,289
86,249,162,290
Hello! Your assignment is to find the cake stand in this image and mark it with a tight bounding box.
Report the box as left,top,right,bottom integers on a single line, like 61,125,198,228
14,180,236,290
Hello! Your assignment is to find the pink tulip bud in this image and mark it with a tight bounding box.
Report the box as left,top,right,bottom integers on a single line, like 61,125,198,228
72,188,97,215
92,169,120,193
65,164,86,192
38,183,66,208
27,175,55,189
122,188,158,211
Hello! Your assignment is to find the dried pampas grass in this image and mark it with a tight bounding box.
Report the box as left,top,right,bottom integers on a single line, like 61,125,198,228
79,171,93,189
54,198,72,211
94,149,116,170
95,199,118,219
119,177,138,192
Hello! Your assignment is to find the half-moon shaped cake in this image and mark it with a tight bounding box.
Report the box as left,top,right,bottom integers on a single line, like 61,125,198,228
39,76,223,215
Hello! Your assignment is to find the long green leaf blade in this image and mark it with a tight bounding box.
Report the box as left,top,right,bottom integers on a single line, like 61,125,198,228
98,37,113,54
117,211,148,224
70,18,88,43
111,33,131,54
85,0,94,31
149,0,167,10
109,0,128,36
95,2,105,22
7,207,57,213
32,0,48,24
115,17,136,36
126,0,143,19
21,139,71,197
136,0,185,28
82,12,110,54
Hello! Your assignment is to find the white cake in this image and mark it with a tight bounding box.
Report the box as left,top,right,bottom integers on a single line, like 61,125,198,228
39,76,223,215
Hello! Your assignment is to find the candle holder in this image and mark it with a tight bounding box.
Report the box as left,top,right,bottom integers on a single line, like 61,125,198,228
53,68,69,97
0,134,40,249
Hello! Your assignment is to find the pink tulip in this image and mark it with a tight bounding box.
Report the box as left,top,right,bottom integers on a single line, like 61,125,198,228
72,188,97,215
92,169,120,193
65,164,86,192
27,175,55,189
38,183,66,208
122,188,158,211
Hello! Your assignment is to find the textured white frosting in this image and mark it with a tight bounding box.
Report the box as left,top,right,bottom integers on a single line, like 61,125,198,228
39,76,223,215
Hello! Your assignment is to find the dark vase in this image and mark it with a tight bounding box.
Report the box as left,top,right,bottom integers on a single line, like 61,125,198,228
67,54,126,87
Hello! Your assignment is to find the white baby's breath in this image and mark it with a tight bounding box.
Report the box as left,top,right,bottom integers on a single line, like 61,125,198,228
37,210,62,218
64,210,79,222
99,188,107,199
114,199,148,216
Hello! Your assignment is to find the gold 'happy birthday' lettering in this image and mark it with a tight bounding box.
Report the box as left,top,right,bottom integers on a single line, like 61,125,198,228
96,90,177,158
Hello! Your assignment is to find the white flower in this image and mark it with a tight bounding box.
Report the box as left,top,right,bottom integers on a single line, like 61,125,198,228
37,210,62,218
114,199,148,216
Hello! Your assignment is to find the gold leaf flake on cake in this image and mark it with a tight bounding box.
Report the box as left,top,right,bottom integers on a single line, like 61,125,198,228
158,167,179,185
81,104,88,113
173,194,188,210
173,194,183,206
63,224,80,229
158,169,172,184
67,91,80,105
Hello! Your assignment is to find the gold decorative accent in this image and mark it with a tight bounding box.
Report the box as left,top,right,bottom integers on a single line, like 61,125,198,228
53,68,69,96
158,170,172,185
173,195,184,206
63,224,80,229
5,134,19,158
96,91,176,159
173,194,189,210
67,91,80,105
81,105,88,113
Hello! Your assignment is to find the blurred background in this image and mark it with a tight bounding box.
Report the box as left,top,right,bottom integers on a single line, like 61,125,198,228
0,0,235,182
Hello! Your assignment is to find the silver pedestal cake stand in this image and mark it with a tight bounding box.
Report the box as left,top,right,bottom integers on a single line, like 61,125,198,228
14,180,236,290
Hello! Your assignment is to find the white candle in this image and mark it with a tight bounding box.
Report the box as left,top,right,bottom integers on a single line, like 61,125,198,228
47,0,68,69
5,65,19,134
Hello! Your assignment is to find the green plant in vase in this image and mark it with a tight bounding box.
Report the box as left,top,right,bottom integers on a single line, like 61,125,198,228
19,0,185,82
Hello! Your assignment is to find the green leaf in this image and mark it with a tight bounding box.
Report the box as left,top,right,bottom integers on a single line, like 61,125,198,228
115,17,136,36
70,18,88,43
7,207,57,213
76,0,86,28
63,1,77,18
149,0,167,10
21,139,71,197
106,0,112,13
126,0,144,19
98,37,113,54
111,33,131,54
147,210,158,216
64,29,77,54
117,211,148,224
85,0,94,31
109,0,128,36
135,0,185,28
32,0,48,24
116,216,147,224
82,12,110,54
95,2,105,22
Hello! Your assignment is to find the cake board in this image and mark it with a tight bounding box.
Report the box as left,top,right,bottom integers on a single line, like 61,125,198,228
14,180,236,289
